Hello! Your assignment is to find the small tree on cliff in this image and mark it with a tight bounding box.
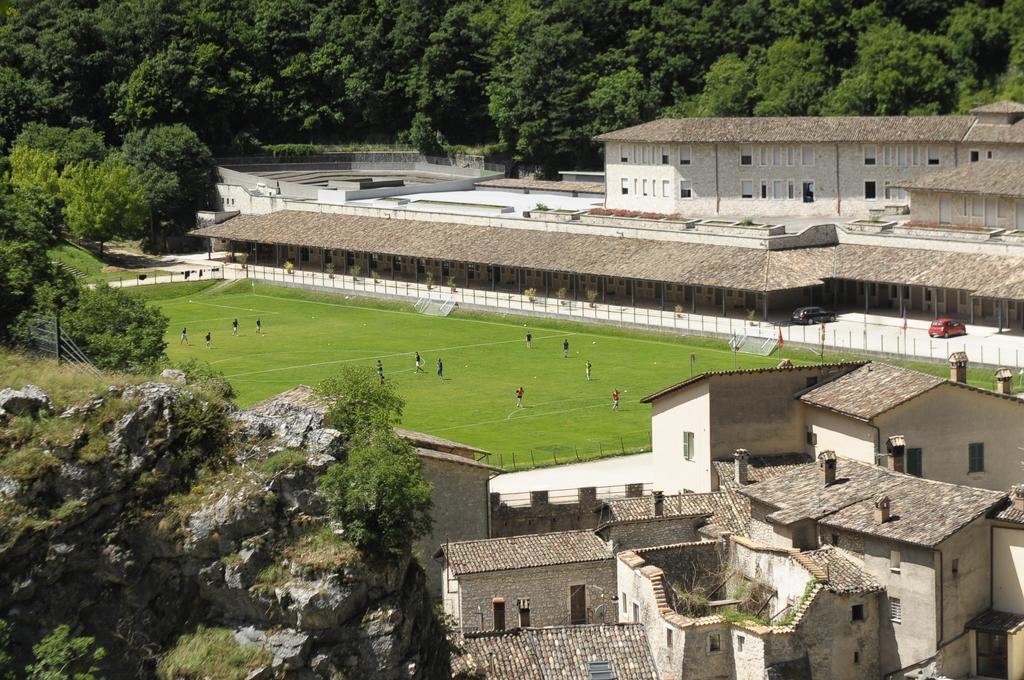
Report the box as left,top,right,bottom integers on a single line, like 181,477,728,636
317,365,404,444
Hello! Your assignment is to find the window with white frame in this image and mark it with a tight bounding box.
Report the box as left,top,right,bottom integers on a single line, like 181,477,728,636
864,181,876,200
740,146,753,166
642,179,648,196
773,180,783,199
761,180,768,199
787,147,795,165
889,597,902,623
928,148,940,165
683,431,695,460
680,180,692,198
760,147,768,166
971,197,984,217
897,146,908,167
661,146,670,164
679,146,691,165
620,178,629,195
772,146,781,165
890,550,901,572
620,145,629,163
912,146,920,166
802,146,814,166
788,180,795,199
864,146,876,165
741,180,754,198
883,146,892,166
707,633,721,653
662,179,670,197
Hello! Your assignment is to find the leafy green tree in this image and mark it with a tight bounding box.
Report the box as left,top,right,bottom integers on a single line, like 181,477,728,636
319,430,433,557
61,284,168,372
405,113,448,157
825,23,958,115
943,4,1009,81
691,53,756,116
59,157,147,255
14,124,108,170
0,67,49,150
317,365,405,444
6,146,60,197
24,625,105,680
0,619,13,679
754,39,830,116
586,68,658,135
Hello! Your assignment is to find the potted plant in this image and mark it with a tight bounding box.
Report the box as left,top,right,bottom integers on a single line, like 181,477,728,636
325,262,335,279
524,287,537,302
556,287,568,305
349,265,361,279
284,260,295,274
425,271,434,290
674,303,684,318
586,288,599,308
448,276,457,292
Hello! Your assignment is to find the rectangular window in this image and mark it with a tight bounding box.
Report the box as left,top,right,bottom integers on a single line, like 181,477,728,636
633,603,640,622
971,198,984,217
928,148,940,165
969,442,985,473
708,633,721,653
884,146,892,166
802,146,814,166
621,593,628,613
741,180,754,199
906,448,922,477
952,559,959,575
988,150,994,159
912,146,920,166
854,651,860,664
661,147,670,164
761,181,768,199
620,178,629,195
620,145,629,163
890,550,901,572
864,146,876,165
760,147,768,166
662,179,670,197
679,146,691,165
970,149,980,163
737,635,744,652
773,180,783,199
788,180,795,199
666,628,673,648
642,179,648,196
806,428,817,446
680,180,692,199
890,597,901,623
865,181,876,200
977,631,1009,678
740,147,753,166
773,146,781,165
569,585,587,625
518,601,531,627
852,604,865,621
683,431,695,460
897,146,908,167
493,599,506,631
787,147,795,166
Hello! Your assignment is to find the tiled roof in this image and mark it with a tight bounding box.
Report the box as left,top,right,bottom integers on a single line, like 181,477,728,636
963,121,1024,144
451,624,658,680
442,530,611,575
995,502,1024,524
712,454,813,491
415,447,500,473
193,211,831,293
640,363,864,403
741,458,1006,547
967,610,1024,634
393,427,488,456
600,491,750,536
971,101,1024,114
799,363,943,420
595,116,975,144
803,545,881,594
476,177,605,194
895,160,1024,199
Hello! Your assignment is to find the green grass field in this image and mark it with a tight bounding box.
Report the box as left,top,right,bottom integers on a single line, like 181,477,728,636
151,282,804,465
49,242,174,282
143,281,1008,469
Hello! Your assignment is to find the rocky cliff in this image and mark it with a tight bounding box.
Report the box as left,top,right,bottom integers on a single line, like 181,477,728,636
0,375,451,679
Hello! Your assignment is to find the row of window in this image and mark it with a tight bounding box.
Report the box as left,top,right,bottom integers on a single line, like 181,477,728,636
620,178,693,198
618,144,693,166
740,179,815,202
863,145,941,167
807,435,985,474
863,181,909,201
741,145,815,167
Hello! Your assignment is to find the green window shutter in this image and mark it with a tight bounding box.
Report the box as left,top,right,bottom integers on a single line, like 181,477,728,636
968,443,985,473
906,448,923,477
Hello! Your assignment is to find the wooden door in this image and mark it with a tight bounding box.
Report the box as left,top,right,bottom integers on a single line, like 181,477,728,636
569,585,587,625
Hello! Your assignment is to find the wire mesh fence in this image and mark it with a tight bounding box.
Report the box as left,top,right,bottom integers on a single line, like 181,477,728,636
477,430,653,471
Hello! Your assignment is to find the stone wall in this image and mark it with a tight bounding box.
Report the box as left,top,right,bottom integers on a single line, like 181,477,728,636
489,484,645,537
603,517,708,553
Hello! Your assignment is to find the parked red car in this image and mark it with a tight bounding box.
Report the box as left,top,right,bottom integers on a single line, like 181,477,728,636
929,318,967,338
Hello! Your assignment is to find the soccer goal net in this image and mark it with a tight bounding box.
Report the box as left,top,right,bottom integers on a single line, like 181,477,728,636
414,292,457,317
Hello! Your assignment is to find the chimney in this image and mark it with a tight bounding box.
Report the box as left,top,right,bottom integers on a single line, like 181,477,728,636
874,495,891,524
818,450,837,486
1012,485,1024,512
996,367,1013,395
949,351,968,383
885,435,906,473
653,490,665,517
734,449,750,486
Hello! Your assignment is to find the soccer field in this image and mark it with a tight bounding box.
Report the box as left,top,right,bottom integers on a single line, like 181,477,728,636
154,281,803,466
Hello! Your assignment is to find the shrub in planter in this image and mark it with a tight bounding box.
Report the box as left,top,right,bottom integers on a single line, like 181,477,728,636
425,271,434,289
524,287,537,301
586,288,599,308
349,265,361,278
747,309,757,324
674,303,684,317
556,287,568,304
325,263,335,278
372,270,381,283
447,276,456,292
284,260,295,274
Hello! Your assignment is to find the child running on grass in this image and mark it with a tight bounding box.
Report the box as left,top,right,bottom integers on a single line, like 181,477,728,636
515,386,524,408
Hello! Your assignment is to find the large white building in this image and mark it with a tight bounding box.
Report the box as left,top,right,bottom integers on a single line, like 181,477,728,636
596,101,1024,219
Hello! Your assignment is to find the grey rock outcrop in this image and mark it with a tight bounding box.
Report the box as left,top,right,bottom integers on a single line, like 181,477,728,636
0,384,53,418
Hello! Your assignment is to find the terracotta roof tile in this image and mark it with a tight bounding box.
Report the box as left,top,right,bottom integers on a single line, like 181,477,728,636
799,363,944,420
963,121,1024,144
970,101,1024,114
995,503,1024,524
895,160,1024,199
712,454,813,491
442,530,611,575
451,624,658,680
802,545,881,594
640,363,864,403
595,116,975,144
600,491,750,536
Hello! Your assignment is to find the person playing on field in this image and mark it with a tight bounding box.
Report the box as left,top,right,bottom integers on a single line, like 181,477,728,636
585,360,592,381
180,327,189,345
376,359,385,384
256,318,262,335
437,357,444,381
612,388,620,410
526,331,532,349
232,318,238,336
205,331,212,350
563,338,569,358
415,351,424,373
515,386,524,408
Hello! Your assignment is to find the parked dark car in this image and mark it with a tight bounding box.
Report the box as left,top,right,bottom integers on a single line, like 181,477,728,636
929,318,967,338
791,306,837,324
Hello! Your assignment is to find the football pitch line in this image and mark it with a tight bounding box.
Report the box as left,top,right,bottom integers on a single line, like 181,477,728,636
435,401,614,434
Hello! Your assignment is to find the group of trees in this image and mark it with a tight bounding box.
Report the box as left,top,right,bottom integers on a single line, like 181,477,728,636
3,0,1024,173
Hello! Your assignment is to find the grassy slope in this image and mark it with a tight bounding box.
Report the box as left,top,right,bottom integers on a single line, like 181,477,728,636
140,280,1006,466
49,242,173,282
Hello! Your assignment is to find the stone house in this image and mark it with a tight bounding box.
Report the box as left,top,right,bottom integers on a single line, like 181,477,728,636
439,530,616,630
643,359,1024,495
897,159,1024,230
976,486,1024,679
596,102,1024,218
738,454,1007,677
450,623,658,679
616,535,883,680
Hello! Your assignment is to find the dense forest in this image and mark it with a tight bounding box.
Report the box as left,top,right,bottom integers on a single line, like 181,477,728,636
2,0,1024,173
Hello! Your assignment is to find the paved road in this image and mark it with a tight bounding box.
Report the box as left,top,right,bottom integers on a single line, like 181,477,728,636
489,452,653,494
